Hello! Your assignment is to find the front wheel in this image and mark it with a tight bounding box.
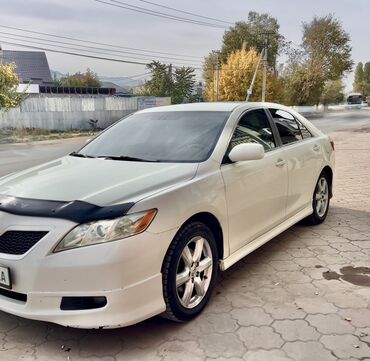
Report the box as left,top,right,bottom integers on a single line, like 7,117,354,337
305,174,330,225
162,222,218,322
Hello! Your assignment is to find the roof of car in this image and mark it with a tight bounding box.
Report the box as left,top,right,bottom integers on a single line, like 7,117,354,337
137,102,288,113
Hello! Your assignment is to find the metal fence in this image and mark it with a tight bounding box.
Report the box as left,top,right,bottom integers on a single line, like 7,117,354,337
0,96,139,130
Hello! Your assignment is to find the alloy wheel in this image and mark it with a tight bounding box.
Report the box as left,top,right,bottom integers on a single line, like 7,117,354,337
175,236,213,309
315,177,329,217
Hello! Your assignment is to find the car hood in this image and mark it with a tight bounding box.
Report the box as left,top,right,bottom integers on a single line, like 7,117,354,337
0,156,198,206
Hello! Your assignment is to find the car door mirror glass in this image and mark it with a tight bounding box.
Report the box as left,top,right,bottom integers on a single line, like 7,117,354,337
228,143,264,162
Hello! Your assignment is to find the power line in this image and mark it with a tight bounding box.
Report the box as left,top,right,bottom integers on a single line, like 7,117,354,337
0,40,149,66
95,0,228,29
0,40,203,69
0,31,203,66
136,0,233,25
0,24,204,60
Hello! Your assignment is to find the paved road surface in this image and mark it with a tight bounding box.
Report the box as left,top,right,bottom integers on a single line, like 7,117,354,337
309,108,370,133
0,108,369,177
0,136,89,177
1,128,370,360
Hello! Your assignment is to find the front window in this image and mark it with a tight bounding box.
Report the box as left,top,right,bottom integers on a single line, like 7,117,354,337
77,111,230,162
229,109,276,152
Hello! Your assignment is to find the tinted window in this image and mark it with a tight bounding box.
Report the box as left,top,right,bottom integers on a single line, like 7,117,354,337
269,109,306,145
297,119,312,139
229,109,276,152
79,111,230,162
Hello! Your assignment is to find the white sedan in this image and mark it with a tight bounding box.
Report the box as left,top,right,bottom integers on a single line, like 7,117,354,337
0,102,334,328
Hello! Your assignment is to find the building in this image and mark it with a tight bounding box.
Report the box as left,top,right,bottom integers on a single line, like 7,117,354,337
0,48,53,85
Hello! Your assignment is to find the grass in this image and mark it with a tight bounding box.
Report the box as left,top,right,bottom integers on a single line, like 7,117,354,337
0,128,99,144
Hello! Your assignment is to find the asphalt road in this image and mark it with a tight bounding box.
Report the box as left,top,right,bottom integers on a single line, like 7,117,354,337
309,107,370,133
0,108,369,177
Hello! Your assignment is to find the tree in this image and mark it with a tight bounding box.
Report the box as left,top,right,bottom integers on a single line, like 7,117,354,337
60,68,101,87
353,62,364,93
141,61,196,104
363,62,370,96
203,12,285,101
282,14,353,105
221,12,283,66
320,80,345,105
141,61,173,97
205,48,283,102
302,15,353,81
0,63,23,110
172,67,196,104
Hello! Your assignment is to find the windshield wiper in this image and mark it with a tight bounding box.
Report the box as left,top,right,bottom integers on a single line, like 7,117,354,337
97,155,159,162
69,152,96,158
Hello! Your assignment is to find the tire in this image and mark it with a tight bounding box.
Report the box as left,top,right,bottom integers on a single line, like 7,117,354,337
305,173,330,225
162,222,218,322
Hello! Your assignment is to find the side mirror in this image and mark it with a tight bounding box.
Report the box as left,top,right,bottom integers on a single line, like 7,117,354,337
228,143,264,163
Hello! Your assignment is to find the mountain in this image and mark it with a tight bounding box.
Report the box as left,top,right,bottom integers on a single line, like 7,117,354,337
50,70,143,89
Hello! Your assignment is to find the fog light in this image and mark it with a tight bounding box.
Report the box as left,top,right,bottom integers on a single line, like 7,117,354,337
60,296,107,310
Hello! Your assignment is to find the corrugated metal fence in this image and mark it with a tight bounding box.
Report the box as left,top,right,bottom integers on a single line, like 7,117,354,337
0,96,139,130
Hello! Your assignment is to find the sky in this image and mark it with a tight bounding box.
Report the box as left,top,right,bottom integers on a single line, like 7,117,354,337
0,0,368,90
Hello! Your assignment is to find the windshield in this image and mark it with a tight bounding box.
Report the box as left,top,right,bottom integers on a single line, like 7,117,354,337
78,111,230,162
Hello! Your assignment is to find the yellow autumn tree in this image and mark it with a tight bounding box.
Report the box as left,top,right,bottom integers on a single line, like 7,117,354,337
205,48,283,102
0,63,23,110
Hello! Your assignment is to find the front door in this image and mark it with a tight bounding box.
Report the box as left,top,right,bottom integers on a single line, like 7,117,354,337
221,109,288,254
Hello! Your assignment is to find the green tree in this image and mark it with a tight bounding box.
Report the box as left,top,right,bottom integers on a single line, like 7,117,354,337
353,62,364,94
320,80,345,105
283,14,353,105
141,61,173,97
221,11,282,66
60,68,101,87
363,62,370,96
0,63,23,110
172,67,196,104
302,15,353,81
141,61,196,104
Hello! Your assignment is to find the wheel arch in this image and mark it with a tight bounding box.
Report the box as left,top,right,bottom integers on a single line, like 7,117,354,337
320,165,333,198
178,212,224,260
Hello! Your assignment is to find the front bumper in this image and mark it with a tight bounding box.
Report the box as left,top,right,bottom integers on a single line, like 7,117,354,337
0,211,177,328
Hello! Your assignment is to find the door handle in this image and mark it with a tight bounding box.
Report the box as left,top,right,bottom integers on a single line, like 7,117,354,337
276,159,286,167
313,144,320,152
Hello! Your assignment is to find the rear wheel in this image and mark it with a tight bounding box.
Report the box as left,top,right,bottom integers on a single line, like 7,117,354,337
305,173,330,225
162,222,218,322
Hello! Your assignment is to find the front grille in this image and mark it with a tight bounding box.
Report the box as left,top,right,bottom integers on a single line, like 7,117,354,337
0,231,48,255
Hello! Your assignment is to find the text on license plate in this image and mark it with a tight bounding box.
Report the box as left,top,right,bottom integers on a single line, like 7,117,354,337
0,266,11,289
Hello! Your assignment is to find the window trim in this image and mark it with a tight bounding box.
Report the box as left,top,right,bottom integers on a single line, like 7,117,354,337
222,107,279,164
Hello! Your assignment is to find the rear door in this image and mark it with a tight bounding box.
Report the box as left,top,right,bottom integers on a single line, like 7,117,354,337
221,108,288,254
267,108,322,218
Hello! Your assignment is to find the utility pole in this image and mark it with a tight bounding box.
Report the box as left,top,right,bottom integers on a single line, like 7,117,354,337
261,38,268,102
246,48,264,101
260,32,275,102
212,50,221,101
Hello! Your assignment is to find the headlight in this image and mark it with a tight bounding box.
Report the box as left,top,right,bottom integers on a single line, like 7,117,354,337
54,209,157,252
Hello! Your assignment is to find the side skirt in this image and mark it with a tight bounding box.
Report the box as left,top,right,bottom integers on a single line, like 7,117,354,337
219,206,312,271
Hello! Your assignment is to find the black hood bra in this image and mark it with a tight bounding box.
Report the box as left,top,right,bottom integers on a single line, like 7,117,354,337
0,195,134,224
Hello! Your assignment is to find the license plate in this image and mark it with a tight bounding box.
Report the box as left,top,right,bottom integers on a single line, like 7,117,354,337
0,266,11,289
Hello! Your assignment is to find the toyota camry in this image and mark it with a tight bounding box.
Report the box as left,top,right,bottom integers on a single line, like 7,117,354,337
0,102,334,328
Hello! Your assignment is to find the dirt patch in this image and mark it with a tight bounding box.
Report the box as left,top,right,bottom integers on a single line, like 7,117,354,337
0,128,98,144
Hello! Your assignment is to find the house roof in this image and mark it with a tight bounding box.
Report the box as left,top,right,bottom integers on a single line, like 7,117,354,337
101,81,130,93
1,50,53,85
